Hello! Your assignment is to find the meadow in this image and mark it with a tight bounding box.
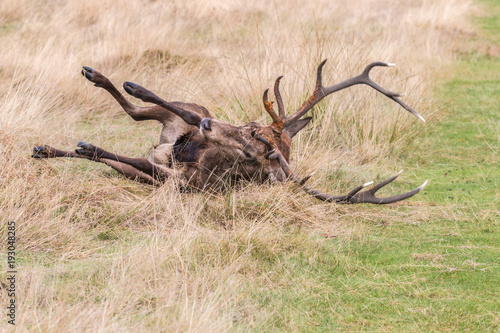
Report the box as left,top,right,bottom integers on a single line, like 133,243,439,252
0,0,498,331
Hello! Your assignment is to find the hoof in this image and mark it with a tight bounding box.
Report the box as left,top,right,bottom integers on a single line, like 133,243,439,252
77,141,91,149
123,81,139,95
31,145,49,159
81,66,94,81
81,66,107,88
200,118,212,131
75,141,94,157
124,82,156,104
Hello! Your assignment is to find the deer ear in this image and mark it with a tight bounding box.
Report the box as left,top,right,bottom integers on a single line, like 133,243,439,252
283,117,312,138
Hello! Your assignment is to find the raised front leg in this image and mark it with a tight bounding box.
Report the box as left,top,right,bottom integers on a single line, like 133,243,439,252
81,66,211,145
82,66,168,122
122,82,205,127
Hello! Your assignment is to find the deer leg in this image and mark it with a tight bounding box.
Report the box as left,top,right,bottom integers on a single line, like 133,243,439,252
32,145,90,159
100,158,158,185
74,142,174,181
32,146,160,185
82,66,208,146
81,66,170,122
33,143,172,181
122,82,203,126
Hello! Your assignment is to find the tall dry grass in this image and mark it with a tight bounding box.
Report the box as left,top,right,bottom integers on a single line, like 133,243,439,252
1,0,475,331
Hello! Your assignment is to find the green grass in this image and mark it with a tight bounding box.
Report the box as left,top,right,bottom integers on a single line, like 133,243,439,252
413,54,499,207
240,215,499,330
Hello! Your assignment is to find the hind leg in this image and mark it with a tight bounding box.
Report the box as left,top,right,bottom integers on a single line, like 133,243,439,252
32,145,159,185
32,145,89,159
81,66,211,147
82,66,206,124
74,141,174,181
32,144,180,184
100,158,159,185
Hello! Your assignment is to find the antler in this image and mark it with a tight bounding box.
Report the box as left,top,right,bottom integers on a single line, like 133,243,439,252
262,76,287,128
259,142,427,204
262,89,281,125
269,150,374,202
284,60,425,127
286,158,428,205
274,76,286,118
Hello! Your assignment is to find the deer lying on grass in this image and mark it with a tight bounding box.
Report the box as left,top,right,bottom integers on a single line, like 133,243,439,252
32,60,428,204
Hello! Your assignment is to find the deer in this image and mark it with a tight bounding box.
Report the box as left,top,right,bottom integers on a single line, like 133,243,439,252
32,60,428,204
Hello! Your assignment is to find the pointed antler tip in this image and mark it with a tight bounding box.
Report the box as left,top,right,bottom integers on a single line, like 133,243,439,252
418,114,426,122
397,169,404,175
418,180,429,190
318,59,328,70
386,63,396,67
299,172,316,186
363,181,374,187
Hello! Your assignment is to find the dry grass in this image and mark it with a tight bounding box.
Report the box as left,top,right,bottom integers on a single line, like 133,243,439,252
0,0,477,331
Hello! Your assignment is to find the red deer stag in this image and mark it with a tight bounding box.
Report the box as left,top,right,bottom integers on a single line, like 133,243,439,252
32,60,428,204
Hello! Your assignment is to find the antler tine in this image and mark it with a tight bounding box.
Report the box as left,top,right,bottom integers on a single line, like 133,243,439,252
283,59,327,126
302,169,427,204
262,88,281,124
299,172,315,186
348,170,429,204
358,63,426,122
265,148,375,203
315,59,327,89
274,76,286,119
284,59,425,127
265,148,427,204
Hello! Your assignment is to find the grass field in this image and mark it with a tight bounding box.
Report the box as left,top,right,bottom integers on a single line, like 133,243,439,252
1,0,499,331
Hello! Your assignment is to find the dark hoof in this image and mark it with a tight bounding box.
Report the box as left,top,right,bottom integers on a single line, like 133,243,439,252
124,82,157,104
77,141,91,149
81,66,106,88
81,66,94,81
123,81,139,95
31,145,49,159
75,141,94,157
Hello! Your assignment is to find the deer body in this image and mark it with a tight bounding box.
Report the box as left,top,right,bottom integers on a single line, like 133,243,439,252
32,61,428,204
